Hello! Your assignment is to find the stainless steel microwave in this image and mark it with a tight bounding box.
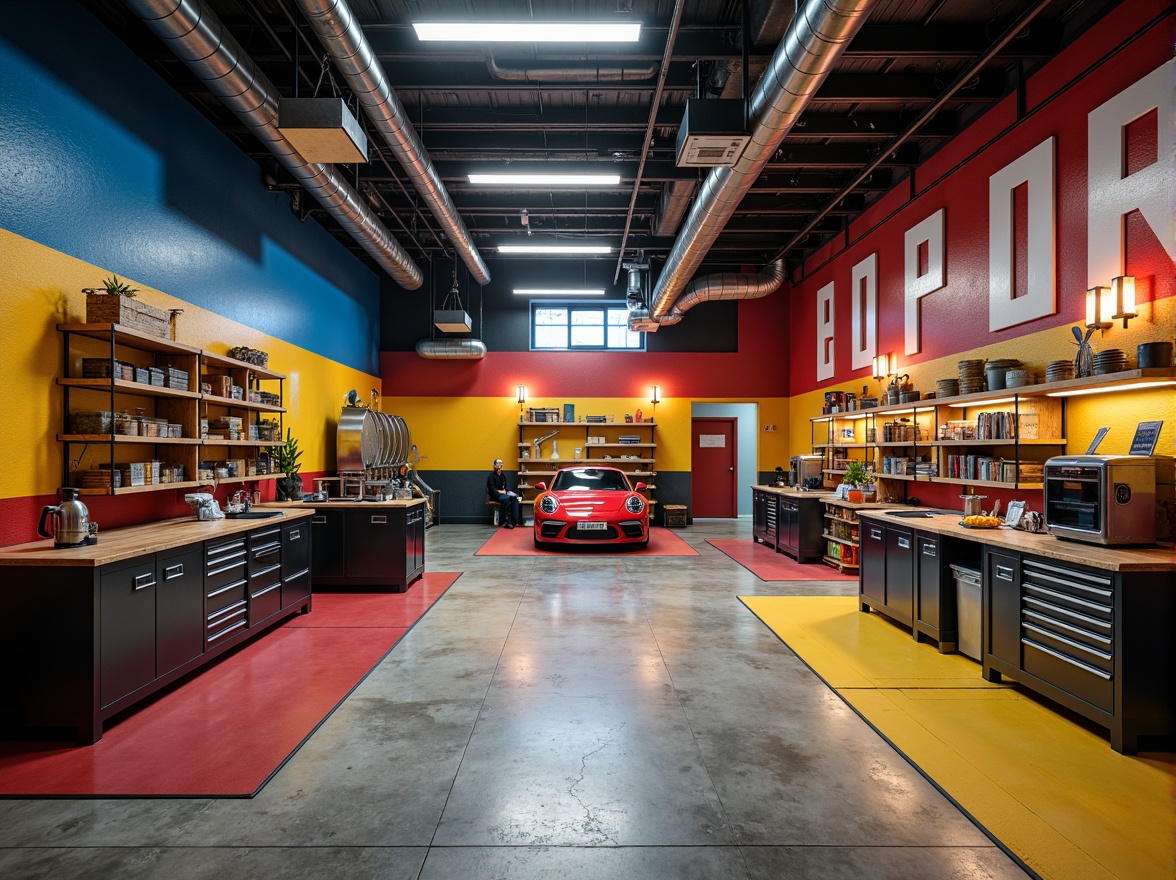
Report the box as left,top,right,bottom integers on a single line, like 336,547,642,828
1044,455,1155,546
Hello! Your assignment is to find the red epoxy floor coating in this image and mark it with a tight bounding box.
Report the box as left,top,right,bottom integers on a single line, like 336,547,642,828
476,525,699,556
707,540,856,581
0,572,460,798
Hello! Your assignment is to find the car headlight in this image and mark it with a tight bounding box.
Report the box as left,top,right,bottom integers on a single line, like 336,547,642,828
625,494,646,514
538,495,559,514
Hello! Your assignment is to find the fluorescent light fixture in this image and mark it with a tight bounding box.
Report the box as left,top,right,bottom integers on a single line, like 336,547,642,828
513,289,605,296
1047,380,1176,398
499,244,612,254
413,21,641,43
469,173,620,185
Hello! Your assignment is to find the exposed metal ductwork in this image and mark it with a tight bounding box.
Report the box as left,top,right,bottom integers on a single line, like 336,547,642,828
485,51,658,83
121,0,423,290
630,260,785,330
415,338,488,360
651,180,697,237
296,0,491,286
645,0,874,324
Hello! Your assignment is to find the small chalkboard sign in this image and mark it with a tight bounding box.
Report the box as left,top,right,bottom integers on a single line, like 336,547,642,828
563,403,575,423
1085,426,1110,455
1129,420,1163,456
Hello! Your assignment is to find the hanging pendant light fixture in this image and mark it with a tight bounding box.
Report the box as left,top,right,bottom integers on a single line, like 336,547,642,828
434,263,473,333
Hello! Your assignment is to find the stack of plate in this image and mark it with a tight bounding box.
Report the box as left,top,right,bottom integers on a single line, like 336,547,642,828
1005,369,1034,388
958,359,986,394
1046,360,1074,383
1093,349,1127,375
936,377,960,398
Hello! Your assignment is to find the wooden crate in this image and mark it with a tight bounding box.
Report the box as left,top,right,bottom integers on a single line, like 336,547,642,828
84,291,170,338
663,504,687,528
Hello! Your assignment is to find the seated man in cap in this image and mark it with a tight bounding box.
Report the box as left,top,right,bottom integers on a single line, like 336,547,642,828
486,458,522,528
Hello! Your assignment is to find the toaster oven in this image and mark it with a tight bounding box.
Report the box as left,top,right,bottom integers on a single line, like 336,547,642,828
1043,455,1156,546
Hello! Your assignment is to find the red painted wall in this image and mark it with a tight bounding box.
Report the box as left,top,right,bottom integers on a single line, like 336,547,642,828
789,0,1173,397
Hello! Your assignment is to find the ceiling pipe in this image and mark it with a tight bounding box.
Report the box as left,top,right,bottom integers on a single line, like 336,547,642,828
646,0,876,321
630,260,784,330
415,338,487,360
486,51,658,83
296,0,490,286
120,0,423,290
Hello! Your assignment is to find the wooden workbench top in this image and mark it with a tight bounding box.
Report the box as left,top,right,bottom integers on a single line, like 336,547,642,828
258,498,427,510
0,508,315,568
751,485,834,499
856,509,1175,573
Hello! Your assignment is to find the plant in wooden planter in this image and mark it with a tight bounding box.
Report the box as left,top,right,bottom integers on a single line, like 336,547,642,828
84,274,170,338
270,428,304,501
842,460,871,503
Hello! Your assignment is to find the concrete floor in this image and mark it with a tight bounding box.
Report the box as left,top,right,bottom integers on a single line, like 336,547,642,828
0,520,1030,879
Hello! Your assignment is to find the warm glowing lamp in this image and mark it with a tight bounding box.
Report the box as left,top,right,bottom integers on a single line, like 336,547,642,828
651,385,660,404
517,384,527,418
1110,275,1136,328
871,352,892,381
1085,286,1113,330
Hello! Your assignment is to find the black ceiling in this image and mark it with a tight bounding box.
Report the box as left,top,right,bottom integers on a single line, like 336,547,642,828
81,0,1117,288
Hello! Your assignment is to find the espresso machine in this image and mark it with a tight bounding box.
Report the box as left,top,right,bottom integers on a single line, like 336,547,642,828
789,454,824,489
38,488,98,548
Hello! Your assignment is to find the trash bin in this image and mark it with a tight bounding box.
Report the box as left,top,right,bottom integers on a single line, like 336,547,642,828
950,563,982,661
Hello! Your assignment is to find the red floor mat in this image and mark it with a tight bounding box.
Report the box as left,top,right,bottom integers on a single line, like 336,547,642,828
0,572,460,798
476,525,699,556
707,539,856,581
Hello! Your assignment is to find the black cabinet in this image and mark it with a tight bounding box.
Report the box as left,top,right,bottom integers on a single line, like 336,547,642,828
913,533,959,653
752,489,779,550
883,526,914,625
860,519,886,610
281,520,312,610
312,502,427,592
310,509,345,577
99,558,158,708
156,546,204,678
248,527,283,628
983,548,1022,674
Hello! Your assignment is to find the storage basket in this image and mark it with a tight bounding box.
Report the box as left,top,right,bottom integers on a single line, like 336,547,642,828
227,346,269,368
81,358,124,379
164,367,189,390
72,411,112,434
147,367,165,387
663,504,687,528
84,290,170,338
114,413,139,435
134,367,149,384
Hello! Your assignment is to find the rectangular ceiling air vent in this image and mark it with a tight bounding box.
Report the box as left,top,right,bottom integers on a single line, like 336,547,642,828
675,99,749,168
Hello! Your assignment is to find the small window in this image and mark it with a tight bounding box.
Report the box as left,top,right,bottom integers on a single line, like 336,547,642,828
530,301,643,351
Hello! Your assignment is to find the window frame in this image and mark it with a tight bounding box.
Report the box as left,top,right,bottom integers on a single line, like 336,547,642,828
528,300,644,352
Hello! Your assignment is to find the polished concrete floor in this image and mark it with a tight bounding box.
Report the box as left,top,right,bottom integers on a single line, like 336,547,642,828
0,520,1030,879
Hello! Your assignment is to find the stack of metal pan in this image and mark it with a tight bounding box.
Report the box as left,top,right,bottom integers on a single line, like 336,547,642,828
1045,360,1074,383
957,359,986,394
1093,349,1127,375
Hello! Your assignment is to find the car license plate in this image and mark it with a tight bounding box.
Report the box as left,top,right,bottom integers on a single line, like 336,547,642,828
578,521,607,530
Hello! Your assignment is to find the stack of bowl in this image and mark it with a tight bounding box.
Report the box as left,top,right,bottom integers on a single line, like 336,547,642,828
985,358,1020,390
937,377,960,398
958,359,986,394
1093,349,1127,374
1046,360,1075,383
1005,368,1034,388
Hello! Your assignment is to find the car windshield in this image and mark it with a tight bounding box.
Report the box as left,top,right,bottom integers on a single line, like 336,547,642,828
551,469,631,492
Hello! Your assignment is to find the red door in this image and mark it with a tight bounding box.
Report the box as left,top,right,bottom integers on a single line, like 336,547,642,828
691,418,737,518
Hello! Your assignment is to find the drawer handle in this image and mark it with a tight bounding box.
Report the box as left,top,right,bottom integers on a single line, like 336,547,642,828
996,565,1015,582
1022,611,1112,647
1022,559,1111,589
1022,622,1112,661
371,515,387,524
133,573,156,591
311,516,327,524
896,537,910,550
207,599,248,622
207,549,246,565
207,619,247,642
207,578,246,598
921,544,936,557
1021,637,1112,680
288,528,301,541
163,563,184,580
251,582,280,598
207,560,246,579
869,528,882,540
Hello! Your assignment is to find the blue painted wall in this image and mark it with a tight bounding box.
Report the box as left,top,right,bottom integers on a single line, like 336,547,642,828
0,0,381,374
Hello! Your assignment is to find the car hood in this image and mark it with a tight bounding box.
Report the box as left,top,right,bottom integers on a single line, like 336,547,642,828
551,492,636,517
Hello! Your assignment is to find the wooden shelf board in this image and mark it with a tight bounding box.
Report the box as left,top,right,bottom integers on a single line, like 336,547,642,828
519,420,655,427
58,323,202,356
928,477,1044,490
822,555,859,571
934,438,1063,446
201,395,286,413
200,351,285,380
58,378,201,399
59,434,201,444
822,533,857,546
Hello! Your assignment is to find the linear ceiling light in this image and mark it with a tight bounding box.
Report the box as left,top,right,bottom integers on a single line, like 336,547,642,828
413,22,641,43
469,173,621,186
513,289,605,296
1046,380,1176,398
499,245,612,254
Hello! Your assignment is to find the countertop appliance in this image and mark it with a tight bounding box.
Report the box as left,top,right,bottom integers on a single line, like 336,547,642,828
789,454,823,488
38,487,98,548
1044,454,1155,545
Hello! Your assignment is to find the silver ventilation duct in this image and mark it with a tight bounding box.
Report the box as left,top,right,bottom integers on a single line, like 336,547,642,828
630,261,784,330
485,51,658,83
415,338,488,360
121,0,423,290
296,0,491,286
647,0,874,322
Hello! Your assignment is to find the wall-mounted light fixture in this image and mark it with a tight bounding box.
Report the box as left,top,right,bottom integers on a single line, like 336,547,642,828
517,384,527,418
650,385,660,405
1110,275,1137,328
872,352,893,381
1085,285,1114,330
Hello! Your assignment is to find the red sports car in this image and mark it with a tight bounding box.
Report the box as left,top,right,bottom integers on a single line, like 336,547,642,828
533,466,650,549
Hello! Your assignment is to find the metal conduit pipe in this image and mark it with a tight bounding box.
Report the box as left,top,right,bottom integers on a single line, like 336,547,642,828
296,0,490,285
647,0,874,320
634,260,785,328
485,51,658,83
121,0,423,290
415,338,488,360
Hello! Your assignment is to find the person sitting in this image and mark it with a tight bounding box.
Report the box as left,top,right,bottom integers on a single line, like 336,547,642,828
486,458,522,528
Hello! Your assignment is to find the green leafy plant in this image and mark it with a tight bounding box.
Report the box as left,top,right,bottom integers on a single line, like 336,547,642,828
100,274,138,298
270,428,302,476
842,460,871,488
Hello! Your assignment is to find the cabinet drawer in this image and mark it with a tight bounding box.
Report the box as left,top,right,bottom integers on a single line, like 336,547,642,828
205,538,247,590
248,541,281,576
206,578,247,611
1022,640,1113,713
249,581,281,623
282,522,310,579
206,598,248,643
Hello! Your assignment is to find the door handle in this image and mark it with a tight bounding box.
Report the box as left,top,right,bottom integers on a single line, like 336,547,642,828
729,467,734,471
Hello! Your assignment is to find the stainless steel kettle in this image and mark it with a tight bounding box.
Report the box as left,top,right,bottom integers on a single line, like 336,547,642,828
38,488,96,548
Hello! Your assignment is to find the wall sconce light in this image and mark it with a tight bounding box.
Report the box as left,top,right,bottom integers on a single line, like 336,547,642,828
872,352,893,381
1110,275,1137,328
1085,285,1113,330
517,385,527,418
651,385,661,405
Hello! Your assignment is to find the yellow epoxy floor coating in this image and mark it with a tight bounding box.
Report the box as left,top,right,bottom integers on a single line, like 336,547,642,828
741,595,1176,880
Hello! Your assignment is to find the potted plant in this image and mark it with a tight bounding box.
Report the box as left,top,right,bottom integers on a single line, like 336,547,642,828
270,428,304,501
83,274,170,337
842,460,870,503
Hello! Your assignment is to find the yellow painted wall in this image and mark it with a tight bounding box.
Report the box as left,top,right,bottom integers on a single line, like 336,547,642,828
0,230,378,500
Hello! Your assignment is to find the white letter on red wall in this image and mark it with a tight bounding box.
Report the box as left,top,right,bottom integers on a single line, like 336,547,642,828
904,209,945,355
989,137,1056,330
851,253,877,370
1088,58,1176,283
816,281,835,381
